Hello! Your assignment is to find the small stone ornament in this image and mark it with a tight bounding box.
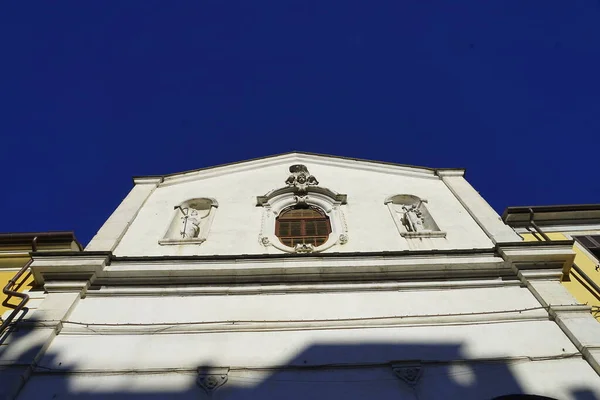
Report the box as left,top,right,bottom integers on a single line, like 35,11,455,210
285,164,319,193
392,364,423,387
294,243,314,253
338,233,349,244
197,367,229,395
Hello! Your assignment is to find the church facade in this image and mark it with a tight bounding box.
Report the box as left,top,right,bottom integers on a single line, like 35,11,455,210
2,152,600,399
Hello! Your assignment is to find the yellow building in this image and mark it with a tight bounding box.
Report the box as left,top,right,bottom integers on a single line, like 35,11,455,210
503,205,600,321
0,232,82,332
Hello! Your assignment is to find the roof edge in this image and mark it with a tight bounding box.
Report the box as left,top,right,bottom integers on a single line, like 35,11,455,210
0,231,83,251
131,151,466,183
502,204,600,224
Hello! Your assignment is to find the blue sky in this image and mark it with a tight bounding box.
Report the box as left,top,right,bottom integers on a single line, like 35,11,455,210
1,1,599,245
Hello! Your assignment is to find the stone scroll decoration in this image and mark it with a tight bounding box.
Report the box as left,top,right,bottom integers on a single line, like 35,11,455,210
385,194,446,239
256,165,349,254
285,164,319,193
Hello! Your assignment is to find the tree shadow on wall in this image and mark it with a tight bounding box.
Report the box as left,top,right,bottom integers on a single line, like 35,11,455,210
2,317,599,400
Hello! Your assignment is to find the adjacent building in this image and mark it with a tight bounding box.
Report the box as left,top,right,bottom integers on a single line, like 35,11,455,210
503,205,600,322
0,232,82,331
2,153,600,399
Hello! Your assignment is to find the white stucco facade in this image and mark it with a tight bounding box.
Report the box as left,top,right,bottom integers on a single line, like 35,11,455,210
2,153,600,399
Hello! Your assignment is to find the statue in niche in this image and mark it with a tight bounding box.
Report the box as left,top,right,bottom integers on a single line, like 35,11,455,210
160,198,218,245
385,194,443,238
401,203,426,233
178,205,211,239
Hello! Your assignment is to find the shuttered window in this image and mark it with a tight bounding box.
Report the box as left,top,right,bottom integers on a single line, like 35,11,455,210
276,207,331,247
573,235,600,260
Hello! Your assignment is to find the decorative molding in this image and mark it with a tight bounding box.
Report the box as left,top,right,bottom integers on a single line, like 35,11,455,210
435,169,465,177
401,231,447,239
257,165,349,253
158,238,206,246
285,164,319,193
44,280,91,294
497,241,575,278
295,243,314,253
339,234,349,244
86,278,523,299
97,252,507,285
32,250,513,287
197,367,229,394
132,176,164,185
256,187,347,207
392,364,423,387
30,253,110,286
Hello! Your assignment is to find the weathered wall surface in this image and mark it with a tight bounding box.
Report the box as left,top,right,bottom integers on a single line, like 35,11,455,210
16,358,600,400
6,285,595,399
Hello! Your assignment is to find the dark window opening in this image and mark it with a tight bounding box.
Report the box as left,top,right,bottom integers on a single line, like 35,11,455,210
573,235,600,260
275,207,331,247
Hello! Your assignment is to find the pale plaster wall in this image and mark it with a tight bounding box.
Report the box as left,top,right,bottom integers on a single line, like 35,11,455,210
113,161,494,256
21,285,599,398
26,286,591,392
37,321,578,371
17,359,600,400
67,286,540,325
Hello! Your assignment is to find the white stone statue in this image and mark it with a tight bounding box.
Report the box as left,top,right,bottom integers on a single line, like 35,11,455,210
180,208,207,239
401,204,425,232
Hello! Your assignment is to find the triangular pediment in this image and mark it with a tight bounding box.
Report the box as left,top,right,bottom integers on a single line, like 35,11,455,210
133,152,463,186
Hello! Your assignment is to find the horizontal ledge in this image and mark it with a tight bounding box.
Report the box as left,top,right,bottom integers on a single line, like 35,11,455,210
95,270,513,287
401,231,447,239
31,248,498,261
32,250,515,286
497,240,575,248
158,239,206,246
119,249,497,262
88,278,522,297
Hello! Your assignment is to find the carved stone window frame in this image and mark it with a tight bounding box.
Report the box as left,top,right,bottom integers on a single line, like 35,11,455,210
258,189,348,253
384,194,446,239
159,198,219,245
257,165,348,254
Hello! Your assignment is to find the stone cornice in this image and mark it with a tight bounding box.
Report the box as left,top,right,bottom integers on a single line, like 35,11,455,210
132,176,164,185
101,252,507,284
30,242,577,288
496,240,576,277
30,252,111,287
30,249,511,287
435,169,466,177
85,278,522,297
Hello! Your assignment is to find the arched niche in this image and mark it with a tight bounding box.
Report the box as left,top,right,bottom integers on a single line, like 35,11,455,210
159,198,218,245
384,194,446,239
